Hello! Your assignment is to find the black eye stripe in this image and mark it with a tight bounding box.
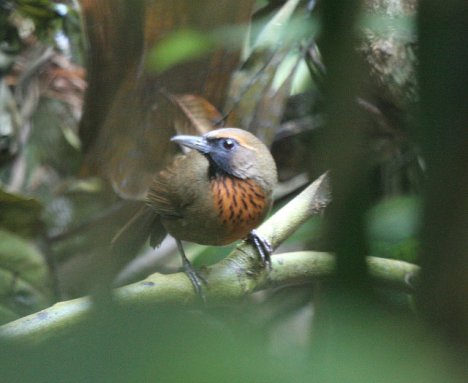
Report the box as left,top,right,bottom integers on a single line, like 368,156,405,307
206,137,239,150
223,139,235,149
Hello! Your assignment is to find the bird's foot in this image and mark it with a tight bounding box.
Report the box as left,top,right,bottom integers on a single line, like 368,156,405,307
182,260,207,302
177,240,207,302
248,229,273,268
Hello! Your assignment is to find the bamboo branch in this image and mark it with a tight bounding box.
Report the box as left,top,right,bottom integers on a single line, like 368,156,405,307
0,173,419,343
0,252,418,343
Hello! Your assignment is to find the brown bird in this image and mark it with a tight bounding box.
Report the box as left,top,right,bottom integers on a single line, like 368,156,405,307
114,128,277,295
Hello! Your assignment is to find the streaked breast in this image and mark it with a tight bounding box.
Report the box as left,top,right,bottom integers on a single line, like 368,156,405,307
210,176,269,244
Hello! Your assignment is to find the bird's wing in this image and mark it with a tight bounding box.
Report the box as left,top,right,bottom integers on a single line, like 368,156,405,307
146,155,190,218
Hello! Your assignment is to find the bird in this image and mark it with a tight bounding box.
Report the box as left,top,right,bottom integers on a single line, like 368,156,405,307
114,127,277,296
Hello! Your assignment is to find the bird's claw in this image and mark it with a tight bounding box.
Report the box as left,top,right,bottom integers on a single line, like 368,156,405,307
183,261,207,303
248,229,273,268
176,239,207,302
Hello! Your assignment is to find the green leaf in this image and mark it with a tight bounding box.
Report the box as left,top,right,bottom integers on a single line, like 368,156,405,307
367,196,421,262
147,28,215,73
0,189,43,238
0,230,51,324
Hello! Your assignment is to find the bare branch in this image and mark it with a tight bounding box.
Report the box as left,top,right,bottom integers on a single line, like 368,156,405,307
0,173,417,344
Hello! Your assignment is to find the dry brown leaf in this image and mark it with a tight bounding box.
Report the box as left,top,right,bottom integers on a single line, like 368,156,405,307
80,0,255,199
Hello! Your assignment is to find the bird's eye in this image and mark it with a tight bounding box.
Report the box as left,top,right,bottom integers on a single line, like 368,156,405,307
222,138,235,150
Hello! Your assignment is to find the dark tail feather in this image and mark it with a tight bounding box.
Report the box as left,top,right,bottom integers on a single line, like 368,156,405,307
111,203,166,271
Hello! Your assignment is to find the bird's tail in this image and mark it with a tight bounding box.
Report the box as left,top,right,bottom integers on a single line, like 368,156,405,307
111,203,166,271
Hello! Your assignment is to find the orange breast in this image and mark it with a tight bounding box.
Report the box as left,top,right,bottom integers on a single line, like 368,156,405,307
210,177,268,244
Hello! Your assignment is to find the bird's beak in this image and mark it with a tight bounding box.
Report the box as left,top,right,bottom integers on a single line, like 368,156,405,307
171,135,211,154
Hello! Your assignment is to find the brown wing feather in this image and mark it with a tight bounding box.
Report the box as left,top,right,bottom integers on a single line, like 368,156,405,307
146,155,187,218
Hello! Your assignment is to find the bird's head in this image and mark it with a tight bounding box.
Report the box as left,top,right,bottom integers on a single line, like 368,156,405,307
171,128,277,189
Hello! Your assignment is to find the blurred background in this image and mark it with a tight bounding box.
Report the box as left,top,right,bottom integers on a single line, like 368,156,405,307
0,0,466,382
